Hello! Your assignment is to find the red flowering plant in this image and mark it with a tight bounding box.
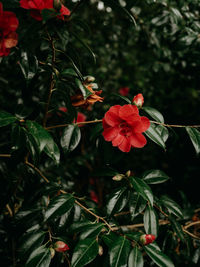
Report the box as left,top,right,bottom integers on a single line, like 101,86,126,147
0,3,18,56
0,1,200,267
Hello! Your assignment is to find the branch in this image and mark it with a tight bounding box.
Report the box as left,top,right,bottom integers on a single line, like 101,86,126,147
46,119,103,130
151,120,200,129
25,161,50,183
0,154,11,158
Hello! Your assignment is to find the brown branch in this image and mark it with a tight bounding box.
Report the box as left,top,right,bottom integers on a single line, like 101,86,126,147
6,204,13,217
46,119,103,130
0,154,11,158
184,220,200,230
25,161,50,183
151,120,200,129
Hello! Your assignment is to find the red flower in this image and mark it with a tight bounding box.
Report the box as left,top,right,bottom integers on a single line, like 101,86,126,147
54,241,69,252
19,0,70,21
140,234,156,246
0,3,19,57
58,107,86,126
133,93,144,108
90,190,99,203
102,104,150,152
119,87,130,96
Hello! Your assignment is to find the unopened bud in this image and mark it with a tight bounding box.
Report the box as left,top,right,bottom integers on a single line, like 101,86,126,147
140,234,156,246
112,174,125,181
50,247,55,258
98,245,103,256
132,93,144,108
54,241,70,252
53,0,62,10
126,170,131,177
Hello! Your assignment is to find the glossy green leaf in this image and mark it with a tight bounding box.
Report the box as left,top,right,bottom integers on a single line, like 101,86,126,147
60,124,81,152
144,244,175,267
79,223,104,240
160,195,183,218
111,93,131,104
145,124,166,149
102,232,119,248
25,245,51,267
142,169,170,184
44,194,74,221
186,127,200,154
109,236,131,267
144,206,158,236
106,187,129,216
129,192,146,220
70,221,95,233
143,107,164,123
61,68,78,78
0,111,17,127
170,216,185,242
19,51,38,81
71,238,99,267
156,125,169,143
128,247,144,267
26,120,60,163
19,230,45,256
130,177,153,206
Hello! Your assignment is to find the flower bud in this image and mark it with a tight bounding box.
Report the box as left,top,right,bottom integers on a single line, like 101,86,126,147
54,241,70,252
133,93,144,108
84,76,95,83
140,234,156,246
125,170,131,177
98,245,103,256
112,174,125,181
53,0,62,11
50,247,55,258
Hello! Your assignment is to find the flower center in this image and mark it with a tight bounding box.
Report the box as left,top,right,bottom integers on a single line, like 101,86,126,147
119,122,131,137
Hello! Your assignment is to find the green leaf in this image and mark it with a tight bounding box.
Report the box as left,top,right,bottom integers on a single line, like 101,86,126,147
144,244,175,267
128,247,144,267
129,193,146,220
186,127,200,154
75,78,93,99
60,124,81,152
145,124,166,149
102,232,119,248
92,167,118,177
19,230,45,256
143,107,164,123
142,169,170,184
109,236,131,267
79,223,104,240
19,51,38,81
130,177,153,206
44,194,74,221
25,245,51,267
160,195,183,218
111,93,131,104
0,111,17,127
106,187,129,216
26,120,60,163
170,216,185,242
71,238,99,267
156,125,169,143
144,206,158,236
61,68,78,78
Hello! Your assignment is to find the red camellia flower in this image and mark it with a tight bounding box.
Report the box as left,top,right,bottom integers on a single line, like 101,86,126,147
133,93,144,108
0,3,19,57
119,87,130,96
19,0,70,21
102,104,150,152
140,234,156,246
54,241,69,252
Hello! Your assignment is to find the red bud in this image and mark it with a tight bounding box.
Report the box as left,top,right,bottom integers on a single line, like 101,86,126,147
133,93,144,108
140,234,156,245
54,241,70,252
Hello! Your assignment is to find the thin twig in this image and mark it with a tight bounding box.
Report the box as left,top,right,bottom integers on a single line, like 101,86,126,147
182,228,200,240
151,120,200,129
6,204,13,217
0,154,11,158
25,161,50,183
46,119,103,130
184,220,200,230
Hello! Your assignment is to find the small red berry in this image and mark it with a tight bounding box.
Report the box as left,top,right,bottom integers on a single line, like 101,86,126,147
54,241,70,252
140,234,156,245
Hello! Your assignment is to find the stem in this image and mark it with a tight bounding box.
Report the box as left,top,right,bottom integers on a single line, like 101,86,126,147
75,199,113,231
43,31,56,127
25,161,50,183
0,154,11,158
151,120,200,129
69,0,86,18
46,119,103,130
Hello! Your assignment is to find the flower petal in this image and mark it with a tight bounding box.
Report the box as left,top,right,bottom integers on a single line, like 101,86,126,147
112,134,124,147
119,104,139,121
118,137,131,152
133,116,150,132
130,133,147,148
103,126,119,141
104,105,122,126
